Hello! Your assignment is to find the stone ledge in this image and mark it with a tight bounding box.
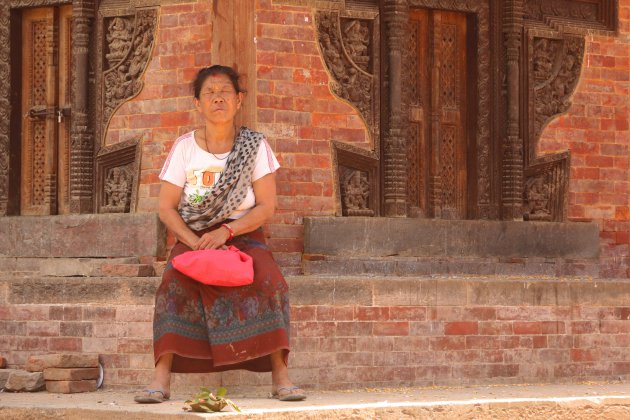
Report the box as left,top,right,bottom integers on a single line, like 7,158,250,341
0,385,630,419
304,217,600,259
302,255,599,278
2,275,630,307
0,213,166,258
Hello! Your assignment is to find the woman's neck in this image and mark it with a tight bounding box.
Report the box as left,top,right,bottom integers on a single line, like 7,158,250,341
204,123,236,144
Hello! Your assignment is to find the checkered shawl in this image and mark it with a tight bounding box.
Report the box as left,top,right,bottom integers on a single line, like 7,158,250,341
179,126,263,231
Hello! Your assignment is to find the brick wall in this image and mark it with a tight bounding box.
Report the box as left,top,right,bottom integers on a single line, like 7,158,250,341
108,0,630,275
2,277,630,390
538,1,630,277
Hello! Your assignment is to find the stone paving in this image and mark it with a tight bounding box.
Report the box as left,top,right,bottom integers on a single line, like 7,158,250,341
1,381,629,419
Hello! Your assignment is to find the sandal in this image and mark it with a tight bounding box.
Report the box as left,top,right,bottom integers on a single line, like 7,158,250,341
134,389,170,404
270,386,307,402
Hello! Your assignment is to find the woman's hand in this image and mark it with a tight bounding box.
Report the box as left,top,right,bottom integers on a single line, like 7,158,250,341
194,227,231,250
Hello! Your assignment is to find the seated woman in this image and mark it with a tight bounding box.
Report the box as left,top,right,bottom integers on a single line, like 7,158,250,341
135,65,305,403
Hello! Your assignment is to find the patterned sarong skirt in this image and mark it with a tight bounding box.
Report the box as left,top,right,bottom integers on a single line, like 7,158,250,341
153,225,290,373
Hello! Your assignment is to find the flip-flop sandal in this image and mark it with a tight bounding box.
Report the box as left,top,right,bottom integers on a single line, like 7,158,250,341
271,386,307,401
134,389,170,404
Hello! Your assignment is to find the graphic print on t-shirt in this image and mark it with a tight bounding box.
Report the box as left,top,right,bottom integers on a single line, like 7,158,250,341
186,166,223,204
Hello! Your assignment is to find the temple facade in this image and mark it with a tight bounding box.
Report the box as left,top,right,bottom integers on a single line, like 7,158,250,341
0,0,627,276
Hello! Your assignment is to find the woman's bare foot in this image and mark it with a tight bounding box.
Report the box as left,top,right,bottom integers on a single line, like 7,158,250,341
134,354,173,403
270,350,306,401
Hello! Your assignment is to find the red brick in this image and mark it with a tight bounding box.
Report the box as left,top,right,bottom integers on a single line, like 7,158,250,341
600,320,630,333
46,379,97,394
533,335,547,348
49,338,83,352
466,336,501,350
336,322,372,337
571,321,599,334
44,367,100,381
571,348,599,362
444,322,478,335
26,354,99,371
336,352,373,366
356,307,390,321
389,307,427,321
430,337,466,351
373,322,409,336
316,306,334,321
334,307,355,321
319,337,356,352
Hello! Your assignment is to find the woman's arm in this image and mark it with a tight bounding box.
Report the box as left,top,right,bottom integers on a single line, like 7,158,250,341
158,181,202,249
195,173,277,250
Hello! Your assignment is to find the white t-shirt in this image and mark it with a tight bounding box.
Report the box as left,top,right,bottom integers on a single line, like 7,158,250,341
159,130,280,219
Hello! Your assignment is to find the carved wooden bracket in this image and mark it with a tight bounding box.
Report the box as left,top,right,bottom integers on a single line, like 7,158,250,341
99,7,158,140
315,9,379,142
332,142,378,217
523,30,585,221
523,152,570,222
95,138,141,213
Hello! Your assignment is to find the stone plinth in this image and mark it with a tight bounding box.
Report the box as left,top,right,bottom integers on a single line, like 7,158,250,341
0,213,166,259
304,217,600,258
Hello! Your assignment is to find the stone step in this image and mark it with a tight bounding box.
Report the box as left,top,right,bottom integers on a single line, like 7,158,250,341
304,217,600,259
0,213,166,259
1,384,629,419
2,273,627,306
0,257,142,277
302,255,599,277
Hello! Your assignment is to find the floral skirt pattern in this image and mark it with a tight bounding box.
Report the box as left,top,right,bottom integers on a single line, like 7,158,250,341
153,226,290,373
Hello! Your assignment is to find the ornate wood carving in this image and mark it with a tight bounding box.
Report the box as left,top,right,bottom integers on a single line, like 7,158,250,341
502,0,524,220
523,152,569,222
524,0,617,32
0,5,10,215
525,0,597,22
531,35,585,150
403,16,422,217
340,168,372,216
410,0,492,219
315,11,377,135
69,0,96,213
102,8,157,137
95,138,141,213
523,32,584,222
333,142,378,217
104,16,133,69
382,0,409,216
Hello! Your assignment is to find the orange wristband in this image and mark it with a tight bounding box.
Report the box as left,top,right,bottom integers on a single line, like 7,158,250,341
221,223,234,241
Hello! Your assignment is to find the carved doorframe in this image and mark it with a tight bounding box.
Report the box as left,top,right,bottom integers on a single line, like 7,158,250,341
0,0,95,216
389,0,495,219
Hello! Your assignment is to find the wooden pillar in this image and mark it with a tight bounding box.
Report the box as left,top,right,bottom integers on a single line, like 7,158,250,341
69,0,94,213
211,0,257,129
382,0,409,217
502,0,524,220
0,4,10,216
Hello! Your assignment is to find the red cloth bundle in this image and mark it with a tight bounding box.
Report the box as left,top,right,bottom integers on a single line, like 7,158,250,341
171,245,254,286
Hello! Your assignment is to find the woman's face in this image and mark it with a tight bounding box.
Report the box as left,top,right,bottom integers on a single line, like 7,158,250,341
194,74,243,125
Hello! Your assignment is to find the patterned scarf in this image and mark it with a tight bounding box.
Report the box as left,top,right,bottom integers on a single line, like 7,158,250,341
179,126,263,231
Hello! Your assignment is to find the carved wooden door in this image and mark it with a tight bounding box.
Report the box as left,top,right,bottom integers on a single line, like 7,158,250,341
20,6,72,216
407,9,469,219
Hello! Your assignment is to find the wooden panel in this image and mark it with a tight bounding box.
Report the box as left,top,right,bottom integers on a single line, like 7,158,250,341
407,9,469,220
433,11,467,219
211,0,256,129
21,7,57,216
407,9,429,217
57,5,72,215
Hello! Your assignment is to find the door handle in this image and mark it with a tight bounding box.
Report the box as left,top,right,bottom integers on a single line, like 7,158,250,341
25,106,71,122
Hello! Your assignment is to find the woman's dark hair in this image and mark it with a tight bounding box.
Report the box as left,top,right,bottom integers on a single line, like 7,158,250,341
192,65,245,99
